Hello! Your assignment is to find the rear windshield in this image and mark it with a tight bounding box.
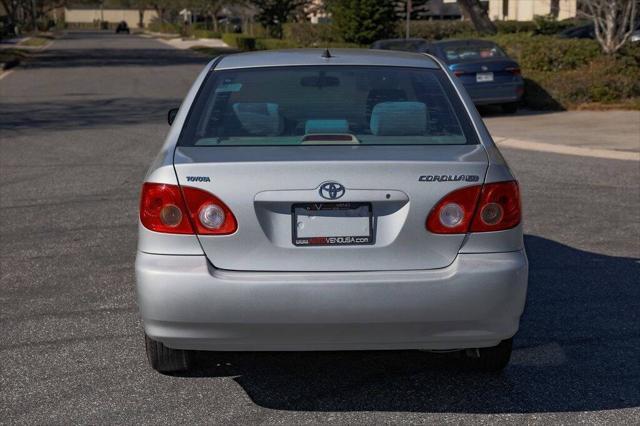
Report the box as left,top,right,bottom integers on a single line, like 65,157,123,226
440,43,506,62
178,65,478,147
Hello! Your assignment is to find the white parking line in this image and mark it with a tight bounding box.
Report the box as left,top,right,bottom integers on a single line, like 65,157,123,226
494,137,640,162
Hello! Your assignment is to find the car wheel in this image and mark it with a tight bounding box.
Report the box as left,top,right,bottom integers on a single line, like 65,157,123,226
459,338,513,372
501,103,518,114
144,333,192,374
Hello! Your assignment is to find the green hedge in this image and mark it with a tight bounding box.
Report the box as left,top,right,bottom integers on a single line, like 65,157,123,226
192,29,221,39
222,33,256,50
255,38,297,50
487,33,601,72
250,37,361,51
532,15,580,35
403,21,473,40
483,34,640,109
283,22,342,46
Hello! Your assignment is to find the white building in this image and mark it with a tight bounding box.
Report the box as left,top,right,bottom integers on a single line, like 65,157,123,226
64,7,159,28
486,0,578,21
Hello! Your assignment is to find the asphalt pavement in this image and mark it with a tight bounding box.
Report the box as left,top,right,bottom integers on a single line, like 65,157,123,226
1,31,639,424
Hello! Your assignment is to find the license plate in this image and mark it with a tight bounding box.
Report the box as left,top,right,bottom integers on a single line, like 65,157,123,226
292,202,373,246
476,72,494,82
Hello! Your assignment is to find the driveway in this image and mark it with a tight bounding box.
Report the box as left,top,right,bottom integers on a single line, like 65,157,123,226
484,109,640,154
1,31,639,424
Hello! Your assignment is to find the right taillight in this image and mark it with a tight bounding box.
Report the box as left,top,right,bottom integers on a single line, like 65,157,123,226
140,183,237,235
470,181,521,232
426,181,521,234
506,67,521,76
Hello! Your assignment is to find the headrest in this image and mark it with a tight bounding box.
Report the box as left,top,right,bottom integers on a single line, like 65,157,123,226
305,119,349,134
232,103,283,136
370,102,427,136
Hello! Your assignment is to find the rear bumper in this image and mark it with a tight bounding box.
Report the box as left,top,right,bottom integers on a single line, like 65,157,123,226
136,250,528,351
465,81,524,105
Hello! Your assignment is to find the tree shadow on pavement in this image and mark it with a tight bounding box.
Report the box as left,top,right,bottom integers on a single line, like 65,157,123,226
0,98,180,133
175,235,640,414
19,31,227,69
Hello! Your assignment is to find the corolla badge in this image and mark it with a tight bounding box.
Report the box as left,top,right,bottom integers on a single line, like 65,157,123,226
319,182,345,200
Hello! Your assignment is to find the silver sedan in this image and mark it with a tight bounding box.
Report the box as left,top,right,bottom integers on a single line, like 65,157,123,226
136,49,528,373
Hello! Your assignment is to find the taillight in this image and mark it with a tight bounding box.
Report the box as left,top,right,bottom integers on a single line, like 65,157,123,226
140,183,237,235
453,70,465,77
426,181,521,234
470,181,521,232
181,186,237,235
140,183,193,234
506,67,521,76
426,185,482,234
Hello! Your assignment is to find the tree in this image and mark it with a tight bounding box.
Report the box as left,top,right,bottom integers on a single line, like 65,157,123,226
456,0,496,35
251,0,308,38
582,0,638,54
326,0,398,45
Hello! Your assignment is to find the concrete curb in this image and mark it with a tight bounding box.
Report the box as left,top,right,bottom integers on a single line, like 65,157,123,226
494,137,640,162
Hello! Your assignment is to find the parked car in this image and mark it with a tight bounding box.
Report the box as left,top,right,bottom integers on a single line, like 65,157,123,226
558,23,595,39
137,49,528,374
559,22,640,41
372,38,524,112
115,21,130,34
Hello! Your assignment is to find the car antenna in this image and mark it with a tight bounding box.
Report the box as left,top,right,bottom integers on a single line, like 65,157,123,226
321,48,332,59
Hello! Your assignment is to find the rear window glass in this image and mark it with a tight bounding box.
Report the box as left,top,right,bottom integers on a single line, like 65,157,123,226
178,66,478,147
441,43,506,62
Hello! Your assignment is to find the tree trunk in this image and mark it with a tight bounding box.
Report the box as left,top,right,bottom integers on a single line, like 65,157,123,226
457,0,496,35
550,0,560,18
586,0,637,55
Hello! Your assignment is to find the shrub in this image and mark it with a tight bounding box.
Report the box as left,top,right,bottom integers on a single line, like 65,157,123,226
147,21,181,34
222,33,256,51
405,20,473,40
532,14,576,35
192,29,221,39
524,56,640,109
255,38,297,50
487,33,601,71
282,22,341,46
494,20,536,34
327,0,398,45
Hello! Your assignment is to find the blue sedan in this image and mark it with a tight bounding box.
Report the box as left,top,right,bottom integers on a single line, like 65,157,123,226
371,38,524,113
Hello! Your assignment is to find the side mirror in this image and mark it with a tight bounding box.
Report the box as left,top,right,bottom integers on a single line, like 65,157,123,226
167,108,179,126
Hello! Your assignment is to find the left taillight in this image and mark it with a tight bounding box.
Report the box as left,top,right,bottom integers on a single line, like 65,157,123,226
139,183,237,235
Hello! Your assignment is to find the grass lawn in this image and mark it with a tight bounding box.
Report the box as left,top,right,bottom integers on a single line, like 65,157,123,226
20,36,52,47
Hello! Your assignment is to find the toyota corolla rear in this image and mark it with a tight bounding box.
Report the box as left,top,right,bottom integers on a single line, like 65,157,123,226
135,50,528,373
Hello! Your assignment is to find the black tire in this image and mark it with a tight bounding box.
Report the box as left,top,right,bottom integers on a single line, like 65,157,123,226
501,102,518,114
144,334,192,374
460,338,513,372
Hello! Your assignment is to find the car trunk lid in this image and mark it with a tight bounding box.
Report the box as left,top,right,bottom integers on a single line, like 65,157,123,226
173,144,487,272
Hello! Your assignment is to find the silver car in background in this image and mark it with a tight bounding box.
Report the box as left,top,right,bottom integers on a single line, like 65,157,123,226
136,49,528,374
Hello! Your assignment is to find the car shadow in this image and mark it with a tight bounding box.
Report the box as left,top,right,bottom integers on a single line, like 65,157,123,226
173,234,640,414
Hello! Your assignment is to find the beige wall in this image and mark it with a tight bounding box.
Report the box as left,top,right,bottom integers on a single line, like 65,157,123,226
64,8,159,28
488,0,577,21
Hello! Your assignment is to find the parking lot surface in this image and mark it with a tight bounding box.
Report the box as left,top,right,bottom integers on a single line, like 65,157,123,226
1,32,639,424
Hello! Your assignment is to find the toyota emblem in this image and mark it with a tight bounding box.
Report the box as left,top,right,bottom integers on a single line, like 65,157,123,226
319,182,345,200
